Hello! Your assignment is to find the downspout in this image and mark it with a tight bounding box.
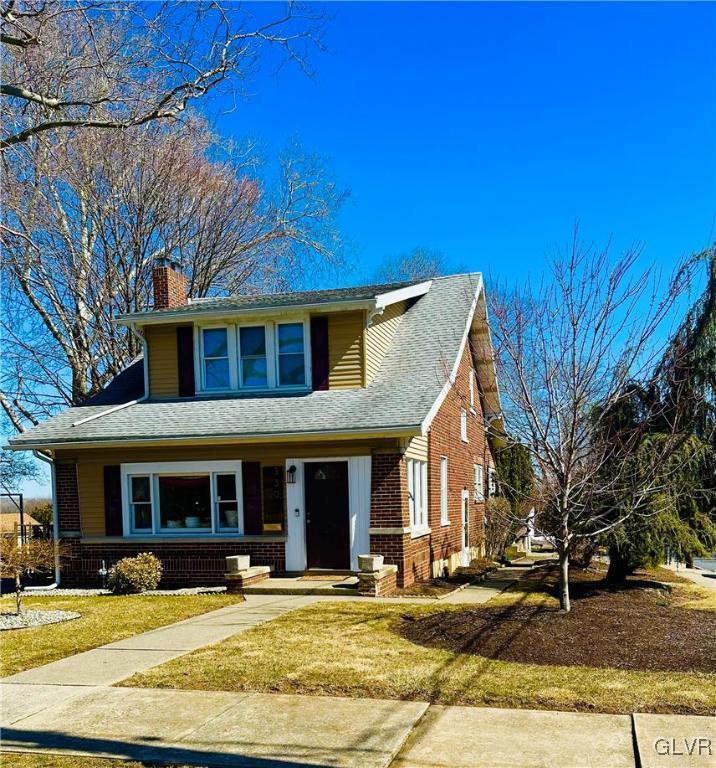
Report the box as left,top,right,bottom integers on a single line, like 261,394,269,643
33,449,60,585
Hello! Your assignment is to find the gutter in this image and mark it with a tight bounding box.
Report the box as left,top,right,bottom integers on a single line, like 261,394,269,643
32,449,60,585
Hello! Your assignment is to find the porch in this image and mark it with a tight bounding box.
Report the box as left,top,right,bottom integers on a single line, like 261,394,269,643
241,573,360,596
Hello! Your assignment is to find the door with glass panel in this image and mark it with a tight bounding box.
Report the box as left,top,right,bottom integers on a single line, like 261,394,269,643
461,490,470,566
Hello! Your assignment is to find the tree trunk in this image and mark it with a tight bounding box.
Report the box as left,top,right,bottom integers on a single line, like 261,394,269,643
15,574,22,615
685,552,694,568
558,546,571,612
606,545,629,585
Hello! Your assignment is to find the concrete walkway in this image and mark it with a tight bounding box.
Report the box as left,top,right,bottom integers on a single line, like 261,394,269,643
663,562,716,591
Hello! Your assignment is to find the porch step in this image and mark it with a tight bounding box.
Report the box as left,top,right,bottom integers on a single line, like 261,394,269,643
241,576,360,596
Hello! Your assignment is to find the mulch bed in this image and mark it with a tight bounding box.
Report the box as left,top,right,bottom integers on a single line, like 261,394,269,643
399,565,716,673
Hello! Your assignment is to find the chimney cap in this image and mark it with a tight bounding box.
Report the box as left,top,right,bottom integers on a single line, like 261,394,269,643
154,257,183,272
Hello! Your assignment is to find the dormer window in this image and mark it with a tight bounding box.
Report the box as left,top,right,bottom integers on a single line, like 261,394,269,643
196,318,310,394
202,328,230,389
277,322,306,387
239,326,268,388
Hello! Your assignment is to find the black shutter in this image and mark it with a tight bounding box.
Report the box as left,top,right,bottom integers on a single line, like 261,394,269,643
310,316,329,391
177,325,195,397
104,465,123,536
242,462,263,535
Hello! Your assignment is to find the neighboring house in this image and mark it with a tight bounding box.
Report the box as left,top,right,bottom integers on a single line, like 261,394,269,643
9,263,503,588
0,511,42,543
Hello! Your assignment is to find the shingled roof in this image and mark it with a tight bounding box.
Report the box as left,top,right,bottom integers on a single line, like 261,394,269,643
10,273,499,449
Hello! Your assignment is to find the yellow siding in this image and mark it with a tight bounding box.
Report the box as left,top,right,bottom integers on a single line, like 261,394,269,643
146,325,179,398
401,434,428,461
66,438,401,536
77,462,105,536
328,311,364,389
364,301,406,384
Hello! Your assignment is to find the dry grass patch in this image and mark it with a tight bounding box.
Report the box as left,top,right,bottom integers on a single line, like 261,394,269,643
125,569,715,715
0,755,165,768
0,593,245,677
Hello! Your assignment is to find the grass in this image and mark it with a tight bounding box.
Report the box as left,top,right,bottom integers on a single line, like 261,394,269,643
0,593,245,677
0,755,167,768
125,568,716,715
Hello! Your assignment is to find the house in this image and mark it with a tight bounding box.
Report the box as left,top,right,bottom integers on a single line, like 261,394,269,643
8,263,503,590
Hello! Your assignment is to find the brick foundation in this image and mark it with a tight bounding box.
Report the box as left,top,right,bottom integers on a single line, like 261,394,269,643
60,539,286,587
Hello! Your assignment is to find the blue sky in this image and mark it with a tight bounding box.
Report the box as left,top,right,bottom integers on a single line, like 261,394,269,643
214,1,716,284
13,1,716,496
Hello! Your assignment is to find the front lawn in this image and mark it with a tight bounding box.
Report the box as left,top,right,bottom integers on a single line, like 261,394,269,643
1,755,165,768
0,593,245,677
125,567,716,715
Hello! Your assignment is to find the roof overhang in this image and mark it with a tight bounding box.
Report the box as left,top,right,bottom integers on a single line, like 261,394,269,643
115,281,432,327
7,424,422,452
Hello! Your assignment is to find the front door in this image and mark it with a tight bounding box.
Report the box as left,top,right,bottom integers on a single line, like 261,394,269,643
461,491,470,566
305,461,350,570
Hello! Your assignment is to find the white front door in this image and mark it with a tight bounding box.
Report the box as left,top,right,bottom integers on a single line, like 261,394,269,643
461,490,470,567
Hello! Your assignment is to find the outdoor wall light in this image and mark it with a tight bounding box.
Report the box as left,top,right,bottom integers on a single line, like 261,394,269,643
286,465,297,484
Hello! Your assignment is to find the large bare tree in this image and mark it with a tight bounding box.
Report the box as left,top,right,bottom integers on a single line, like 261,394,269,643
488,228,689,611
1,0,325,150
1,119,347,428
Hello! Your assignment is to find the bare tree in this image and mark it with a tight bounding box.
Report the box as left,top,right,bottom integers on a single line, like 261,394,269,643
0,535,59,614
372,247,451,283
488,227,688,611
1,119,347,427
1,0,326,150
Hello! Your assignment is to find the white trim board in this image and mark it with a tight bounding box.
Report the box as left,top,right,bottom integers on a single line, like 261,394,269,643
285,456,371,572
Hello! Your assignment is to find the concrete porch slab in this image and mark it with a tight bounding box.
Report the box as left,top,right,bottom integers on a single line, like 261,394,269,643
392,705,635,768
633,713,716,768
241,575,360,596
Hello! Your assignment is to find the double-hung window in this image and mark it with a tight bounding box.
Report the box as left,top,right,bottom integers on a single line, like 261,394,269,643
202,328,231,389
123,461,243,535
460,409,468,442
474,463,484,502
407,458,428,533
130,476,152,532
239,326,268,388
440,456,449,525
276,322,306,386
488,467,497,498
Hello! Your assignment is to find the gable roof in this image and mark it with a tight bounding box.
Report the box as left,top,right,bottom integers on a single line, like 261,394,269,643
9,273,502,450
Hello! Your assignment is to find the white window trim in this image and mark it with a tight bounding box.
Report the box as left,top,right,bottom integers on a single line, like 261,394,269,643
439,456,449,526
193,316,311,395
407,458,430,537
275,318,311,389
237,323,270,390
120,461,243,536
460,408,468,443
474,463,485,502
199,325,236,392
488,467,497,498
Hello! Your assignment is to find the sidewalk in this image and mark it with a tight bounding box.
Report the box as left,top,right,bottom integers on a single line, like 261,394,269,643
2,683,712,768
663,561,716,591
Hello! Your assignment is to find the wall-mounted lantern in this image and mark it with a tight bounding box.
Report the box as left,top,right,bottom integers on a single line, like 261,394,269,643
286,465,297,484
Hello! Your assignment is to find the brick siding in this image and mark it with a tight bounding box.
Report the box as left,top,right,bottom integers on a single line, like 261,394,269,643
428,341,493,571
56,463,81,534
152,264,188,310
60,538,286,588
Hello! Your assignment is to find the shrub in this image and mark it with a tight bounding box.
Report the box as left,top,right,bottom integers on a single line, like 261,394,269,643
108,552,162,594
484,496,514,559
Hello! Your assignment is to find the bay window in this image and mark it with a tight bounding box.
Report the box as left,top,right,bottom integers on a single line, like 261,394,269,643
122,461,243,535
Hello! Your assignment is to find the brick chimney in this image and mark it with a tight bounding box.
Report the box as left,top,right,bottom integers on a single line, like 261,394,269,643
152,258,188,310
